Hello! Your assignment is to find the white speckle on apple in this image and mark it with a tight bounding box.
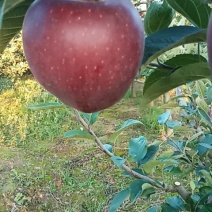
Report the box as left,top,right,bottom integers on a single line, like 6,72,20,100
90,87,93,91
107,23,110,27
94,66,97,70
85,66,88,69
72,58,76,62
69,20,72,23
117,47,120,51
92,30,95,35
50,10,53,14
101,60,104,64
56,66,59,70
82,33,85,37
97,86,101,91
44,48,47,52
70,11,73,15
106,47,109,51
50,66,54,70
61,8,64,12
109,70,112,74
88,9,91,13
121,35,124,39
125,23,129,27
99,73,102,77
54,40,57,43
110,76,114,79
62,59,65,64
94,45,97,49
121,55,125,59
79,76,82,79
99,14,103,18
109,86,112,90
77,17,81,20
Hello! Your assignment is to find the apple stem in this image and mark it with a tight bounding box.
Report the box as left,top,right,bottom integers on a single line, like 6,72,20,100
72,108,190,200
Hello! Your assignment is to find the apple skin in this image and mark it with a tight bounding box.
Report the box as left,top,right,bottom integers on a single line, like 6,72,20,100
23,0,144,113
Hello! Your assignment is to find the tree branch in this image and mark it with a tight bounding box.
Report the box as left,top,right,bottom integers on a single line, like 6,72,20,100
73,109,190,200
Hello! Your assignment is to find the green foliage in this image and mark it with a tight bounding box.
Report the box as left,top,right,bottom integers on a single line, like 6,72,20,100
166,0,211,28
144,0,174,35
0,34,29,80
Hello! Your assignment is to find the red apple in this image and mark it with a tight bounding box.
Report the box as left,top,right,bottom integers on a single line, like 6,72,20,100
22,0,144,113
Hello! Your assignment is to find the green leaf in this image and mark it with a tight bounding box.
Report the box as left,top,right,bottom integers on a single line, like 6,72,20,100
191,194,200,202
158,111,171,124
111,156,126,169
0,0,34,53
142,26,206,68
141,63,210,105
196,80,207,99
90,112,100,125
139,145,159,165
27,102,65,110
198,108,212,127
0,0,6,28
161,203,178,212
81,111,100,125
103,144,113,153
200,170,212,185
166,196,185,210
129,180,146,202
165,54,207,67
128,136,147,166
109,119,144,141
141,184,156,199
196,97,209,115
190,180,196,191
144,1,174,35
143,54,207,94
166,0,211,28
166,121,182,129
109,188,130,212
63,130,94,140
198,143,212,149
196,134,212,155
206,86,212,102
147,206,158,212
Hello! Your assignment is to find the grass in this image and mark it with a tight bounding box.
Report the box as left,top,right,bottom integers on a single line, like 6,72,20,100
0,74,165,211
